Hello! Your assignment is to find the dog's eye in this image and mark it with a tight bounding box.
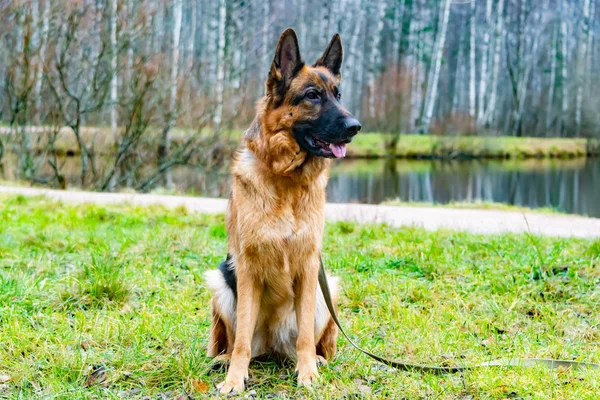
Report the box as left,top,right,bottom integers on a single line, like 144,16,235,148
306,90,319,101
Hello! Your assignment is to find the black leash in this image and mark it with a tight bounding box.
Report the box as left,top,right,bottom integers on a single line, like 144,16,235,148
318,256,599,374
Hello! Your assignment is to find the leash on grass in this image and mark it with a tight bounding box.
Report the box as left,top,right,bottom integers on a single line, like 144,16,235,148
318,256,600,374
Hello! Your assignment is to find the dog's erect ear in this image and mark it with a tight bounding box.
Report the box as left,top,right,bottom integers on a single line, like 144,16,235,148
314,33,343,80
267,29,304,103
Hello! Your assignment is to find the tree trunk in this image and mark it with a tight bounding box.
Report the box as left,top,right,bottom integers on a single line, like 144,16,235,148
213,0,227,135
392,0,406,133
468,0,476,120
262,0,270,73
125,0,134,94
546,26,557,132
367,0,386,120
483,0,505,128
154,0,164,55
343,0,363,116
34,0,50,123
187,0,197,69
559,0,569,137
420,0,451,134
575,0,591,137
298,0,306,46
109,0,118,142
160,0,182,189
453,28,466,115
408,11,422,132
321,0,331,45
477,0,493,125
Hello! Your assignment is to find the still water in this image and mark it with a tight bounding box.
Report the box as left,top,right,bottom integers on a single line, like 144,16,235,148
2,156,599,217
327,158,600,217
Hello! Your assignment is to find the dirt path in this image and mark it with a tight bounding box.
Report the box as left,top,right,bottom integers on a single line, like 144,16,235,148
1,186,599,238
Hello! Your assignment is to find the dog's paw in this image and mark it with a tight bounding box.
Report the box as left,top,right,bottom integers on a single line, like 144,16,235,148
216,376,246,395
296,362,319,387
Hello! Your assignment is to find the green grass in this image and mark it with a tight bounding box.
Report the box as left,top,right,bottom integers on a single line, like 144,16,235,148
348,133,600,159
1,195,599,399
379,200,565,214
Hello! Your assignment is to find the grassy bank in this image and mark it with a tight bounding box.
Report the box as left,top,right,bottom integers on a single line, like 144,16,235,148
348,133,600,159
1,196,599,398
3,126,599,159
380,199,566,214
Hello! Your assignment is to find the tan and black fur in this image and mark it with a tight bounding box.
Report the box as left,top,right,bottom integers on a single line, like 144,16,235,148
204,28,360,394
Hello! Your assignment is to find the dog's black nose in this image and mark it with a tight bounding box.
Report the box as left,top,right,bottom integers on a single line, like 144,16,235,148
345,118,361,135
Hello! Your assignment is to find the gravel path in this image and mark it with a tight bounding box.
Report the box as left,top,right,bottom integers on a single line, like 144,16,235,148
1,186,599,238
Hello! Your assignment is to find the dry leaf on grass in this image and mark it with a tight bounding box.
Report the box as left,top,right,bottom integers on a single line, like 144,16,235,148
191,379,209,393
85,365,107,387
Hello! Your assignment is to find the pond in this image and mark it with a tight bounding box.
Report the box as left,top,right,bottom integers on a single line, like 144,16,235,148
327,158,600,217
2,155,599,218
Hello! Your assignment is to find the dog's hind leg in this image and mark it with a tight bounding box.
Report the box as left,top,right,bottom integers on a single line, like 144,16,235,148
207,299,231,357
204,270,236,358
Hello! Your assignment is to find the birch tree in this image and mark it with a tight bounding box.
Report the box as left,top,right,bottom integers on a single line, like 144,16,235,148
468,0,476,119
420,0,451,134
477,0,493,125
213,0,227,134
343,0,364,115
546,26,557,131
366,0,386,120
160,0,182,189
575,0,591,137
483,0,505,128
109,0,118,141
559,0,569,137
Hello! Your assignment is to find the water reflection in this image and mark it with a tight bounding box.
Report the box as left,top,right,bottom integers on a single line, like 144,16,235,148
2,154,599,217
327,159,600,217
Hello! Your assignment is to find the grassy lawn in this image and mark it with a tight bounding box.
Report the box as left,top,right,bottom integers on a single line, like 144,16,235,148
1,195,599,399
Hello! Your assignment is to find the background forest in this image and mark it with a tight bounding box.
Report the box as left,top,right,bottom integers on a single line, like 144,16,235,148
0,0,599,192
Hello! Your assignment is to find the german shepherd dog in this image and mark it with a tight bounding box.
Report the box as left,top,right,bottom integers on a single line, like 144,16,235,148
204,28,361,394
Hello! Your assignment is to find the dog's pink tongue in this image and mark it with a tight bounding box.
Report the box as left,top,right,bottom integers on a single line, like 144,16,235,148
331,143,347,158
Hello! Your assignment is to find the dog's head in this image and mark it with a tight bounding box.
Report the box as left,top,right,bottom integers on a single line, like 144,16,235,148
264,29,361,159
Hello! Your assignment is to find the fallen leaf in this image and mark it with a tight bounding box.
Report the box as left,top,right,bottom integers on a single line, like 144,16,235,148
85,365,107,387
191,379,209,393
0,375,10,383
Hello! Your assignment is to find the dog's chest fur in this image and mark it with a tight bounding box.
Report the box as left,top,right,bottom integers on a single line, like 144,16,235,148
227,148,329,299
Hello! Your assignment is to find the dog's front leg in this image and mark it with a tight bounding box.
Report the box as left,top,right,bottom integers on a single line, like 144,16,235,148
294,256,320,386
217,267,262,395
